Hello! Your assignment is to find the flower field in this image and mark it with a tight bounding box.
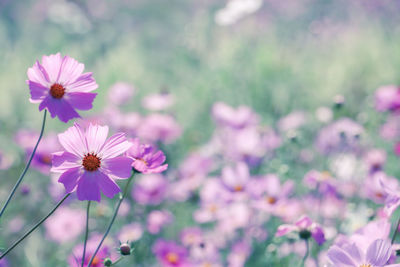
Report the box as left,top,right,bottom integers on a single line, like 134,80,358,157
2,1,400,266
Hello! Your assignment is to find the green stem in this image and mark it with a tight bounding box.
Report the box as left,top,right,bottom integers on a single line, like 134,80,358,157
0,193,70,259
300,239,309,267
81,201,91,267
87,172,135,267
391,215,400,244
0,110,47,219
111,257,124,266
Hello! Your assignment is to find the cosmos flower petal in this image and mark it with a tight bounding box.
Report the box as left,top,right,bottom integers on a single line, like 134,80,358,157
327,245,358,266
51,151,81,172
58,123,88,157
141,164,168,174
295,215,313,229
100,133,132,159
366,239,392,266
86,124,109,154
58,56,84,84
27,60,50,85
41,53,63,83
76,171,101,202
66,92,97,111
132,160,147,173
97,171,121,198
66,72,98,93
56,100,82,123
102,156,133,178
28,81,48,103
58,167,82,193
148,150,166,168
127,138,141,158
275,224,297,236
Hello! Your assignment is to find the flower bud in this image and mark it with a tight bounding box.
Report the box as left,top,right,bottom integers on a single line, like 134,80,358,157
120,243,131,256
103,258,112,266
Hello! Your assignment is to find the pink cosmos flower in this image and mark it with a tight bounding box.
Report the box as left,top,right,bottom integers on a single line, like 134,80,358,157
132,174,167,205
51,123,133,202
153,239,190,267
276,215,326,245
126,138,168,174
69,234,112,267
44,207,85,243
27,53,98,123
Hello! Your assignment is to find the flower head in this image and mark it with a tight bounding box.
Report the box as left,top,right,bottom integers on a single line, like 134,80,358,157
276,215,326,245
153,240,189,267
27,53,98,123
126,138,168,174
51,123,133,202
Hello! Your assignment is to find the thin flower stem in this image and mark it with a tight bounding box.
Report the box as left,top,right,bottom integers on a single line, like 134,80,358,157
0,193,70,259
391,215,400,244
111,257,124,266
81,201,91,267
300,239,309,267
0,110,47,219
87,172,135,267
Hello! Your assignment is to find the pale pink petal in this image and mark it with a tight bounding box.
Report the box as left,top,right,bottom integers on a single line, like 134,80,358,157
85,124,109,154
51,151,81,172
66,72,98,93
99,133,132,159
28,81,48,103
41,53,63,83
295,215,313,229
58,123,88,157
27,60,50,86
58,56,84,84
276,224,297,236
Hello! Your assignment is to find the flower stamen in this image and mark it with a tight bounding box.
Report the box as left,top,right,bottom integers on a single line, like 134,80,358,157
82,153,101,171
50,83,65,99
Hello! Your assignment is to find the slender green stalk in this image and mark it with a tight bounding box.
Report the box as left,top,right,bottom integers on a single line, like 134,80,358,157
300,239,309,267
81,201,91,267
392,215,400,244
0,110,47,219
111,257,124,266
0,193,70,259
87,172,135,266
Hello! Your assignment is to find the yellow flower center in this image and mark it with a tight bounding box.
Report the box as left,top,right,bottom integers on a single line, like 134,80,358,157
359,264,371,267
166,252,179,264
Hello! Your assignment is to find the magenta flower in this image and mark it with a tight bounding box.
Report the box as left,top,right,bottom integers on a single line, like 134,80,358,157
27,53,98,123
276,215,326,245
51,123,133,202
327,239,399,267
126,138,168,174
153,239,189,267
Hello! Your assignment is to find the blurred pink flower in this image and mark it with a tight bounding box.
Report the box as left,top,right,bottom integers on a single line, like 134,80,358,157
142,92,175,111
44,207,85,243
147,210,173,234
107,82,135,106
138,114,182,144
132,174,167,205
375,85,400,112
27,53,97,123
51,123,132,202
118,222,143,243
212,102,259,129
153,239,190,267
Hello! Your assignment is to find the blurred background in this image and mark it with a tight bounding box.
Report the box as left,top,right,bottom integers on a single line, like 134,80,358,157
2,0,400,266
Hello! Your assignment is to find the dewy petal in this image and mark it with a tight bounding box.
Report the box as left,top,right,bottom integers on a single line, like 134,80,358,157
99,133,132,159
102,156,133,178
58,123,88,157
66,72,98,92
85,124,109,155
51,151,81,172
366,239,392,266
97,171,121,198
276,224,297,237
65,92,97,111
295,215,313,229
27,60,50,86
327,246,358,266
41,53,63,83
57,55,84,84
28,80,48,103
58,167,82,193
76,171,101,202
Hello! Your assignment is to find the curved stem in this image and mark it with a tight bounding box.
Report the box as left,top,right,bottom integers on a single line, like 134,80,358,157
87,172,135,266
81,201,91,267
0,193,70,259
392,215,400,244
0,110,47,219
300,239,309,267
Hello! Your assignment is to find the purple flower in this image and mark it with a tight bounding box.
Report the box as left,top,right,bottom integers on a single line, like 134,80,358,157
153,240,190,267
27,53,98,123
276,215,326,245
126,138,168,174
375,85,400,112
327,239,398,267
69,234,111,267
132,174,167,205
221,162,250,193
51,123,133,202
